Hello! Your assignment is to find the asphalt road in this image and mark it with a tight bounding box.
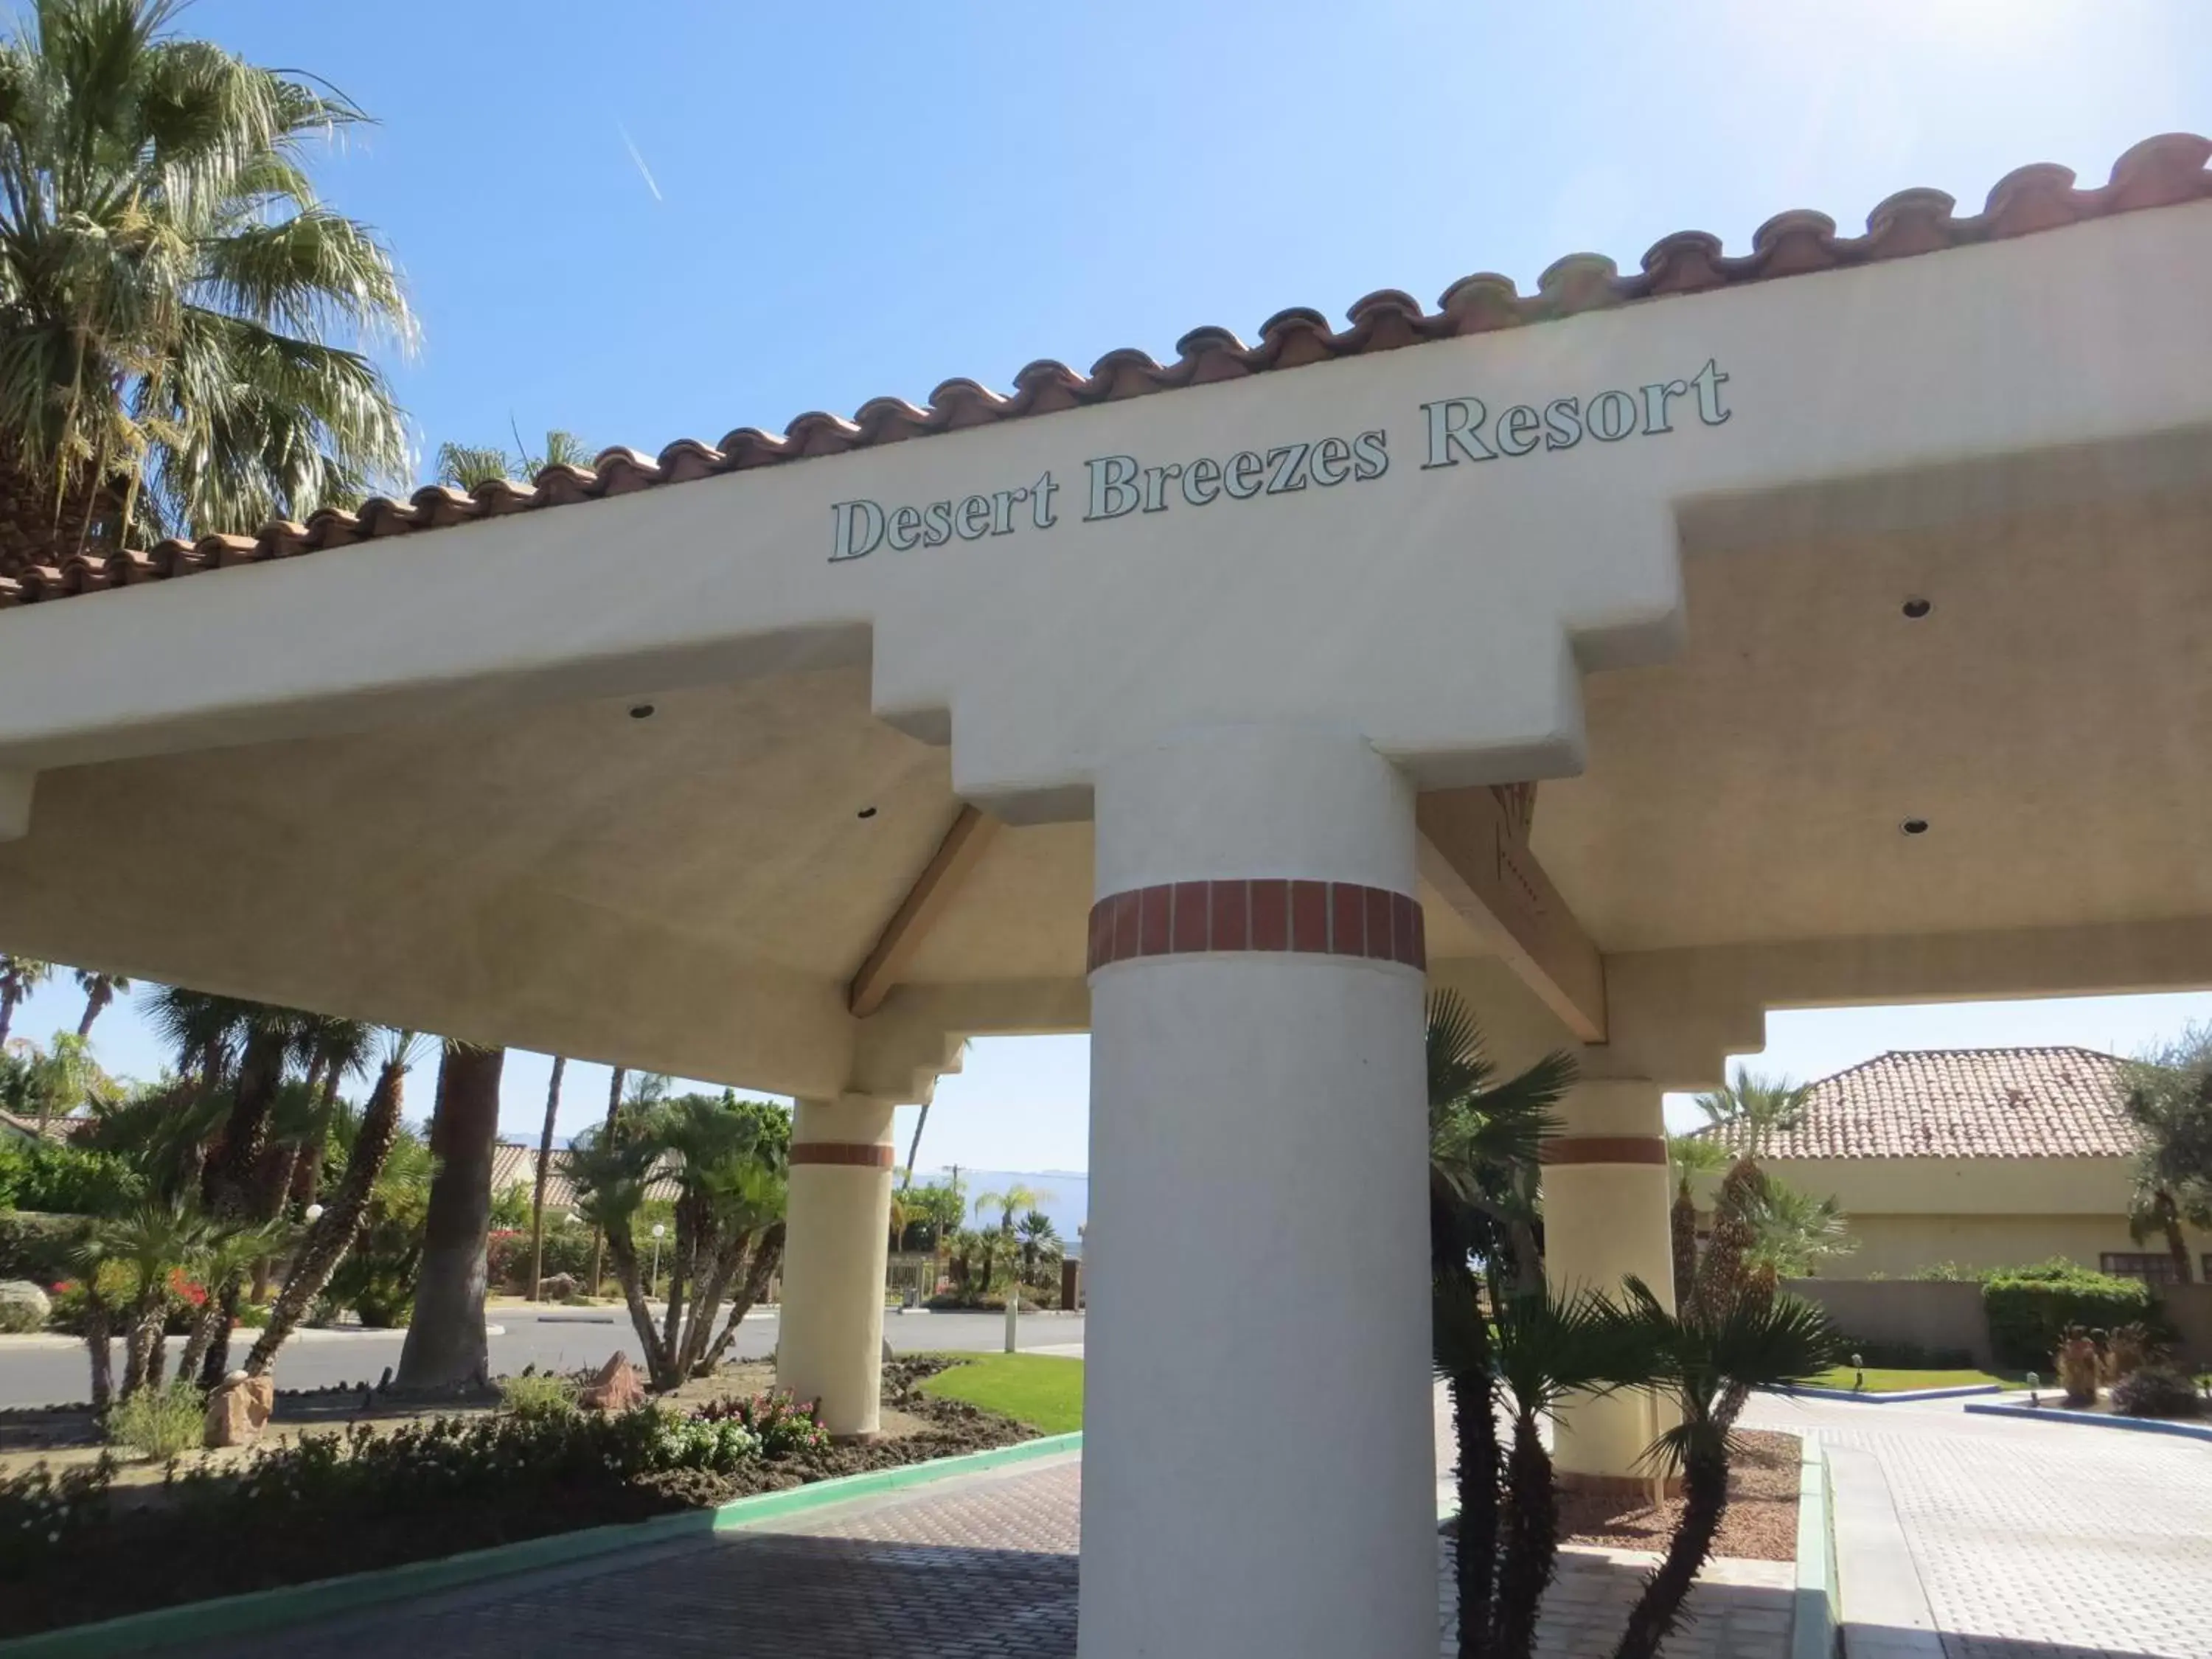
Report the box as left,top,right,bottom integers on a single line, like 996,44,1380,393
0,1307,1087,1410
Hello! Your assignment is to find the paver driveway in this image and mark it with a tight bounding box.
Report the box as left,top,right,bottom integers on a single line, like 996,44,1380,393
169,1396,2212,1658
1746,1394,2212,1659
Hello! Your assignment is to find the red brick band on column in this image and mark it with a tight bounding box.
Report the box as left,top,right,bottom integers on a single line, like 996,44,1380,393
1087,880,1425,973
790,1141,896,1169
1540,1135,1668,1166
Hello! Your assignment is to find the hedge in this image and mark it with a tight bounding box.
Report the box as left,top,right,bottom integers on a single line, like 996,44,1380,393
1981,1262,2163,1369
0,1211,81,1287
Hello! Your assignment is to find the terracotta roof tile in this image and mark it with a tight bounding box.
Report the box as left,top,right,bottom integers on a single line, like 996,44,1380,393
487,1140,680,1210
2,133,2206,611
1691,1046,2141,1161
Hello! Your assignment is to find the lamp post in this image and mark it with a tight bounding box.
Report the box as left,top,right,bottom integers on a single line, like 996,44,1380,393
303,1203,324,1225
650,1222,666,1300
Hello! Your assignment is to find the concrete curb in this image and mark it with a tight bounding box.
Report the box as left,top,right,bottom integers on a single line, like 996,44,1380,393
0,1430,1082,1657
1791,1438,1840,1659
1785,1383,2003,1404
1963,1400,2212,1441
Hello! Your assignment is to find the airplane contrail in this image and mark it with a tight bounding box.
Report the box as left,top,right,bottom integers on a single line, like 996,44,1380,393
616,121,663,202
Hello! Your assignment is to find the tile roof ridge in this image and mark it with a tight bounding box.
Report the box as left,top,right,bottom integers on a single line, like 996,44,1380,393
3,133,2207,611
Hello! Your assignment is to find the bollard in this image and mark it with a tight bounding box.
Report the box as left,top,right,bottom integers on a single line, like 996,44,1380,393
1004,1293,1018,1354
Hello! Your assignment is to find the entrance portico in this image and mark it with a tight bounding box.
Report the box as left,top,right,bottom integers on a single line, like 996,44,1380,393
1,135,2210,1658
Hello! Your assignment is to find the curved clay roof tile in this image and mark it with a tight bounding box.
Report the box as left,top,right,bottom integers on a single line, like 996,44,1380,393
301,507,364,549
1980,162,2082,237
1637,229,1728,295
1086,346,1172,400
591,448,661,494
1748,209,1843,278
926,380,1009,429
1862,188,1958,259
1435,271,1524,333
653,438,725,481
714,427,796,469
783,411,863,458
409,484,481,527
1172,325,1257,384
1533,252,1623,316
529,464,601,506
2106,131,2212,208
470,478,540,515
1009,359,1091,414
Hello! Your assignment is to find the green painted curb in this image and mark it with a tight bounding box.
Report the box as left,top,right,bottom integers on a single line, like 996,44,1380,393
0,1431,1082,1658
1790,1437,1840,1659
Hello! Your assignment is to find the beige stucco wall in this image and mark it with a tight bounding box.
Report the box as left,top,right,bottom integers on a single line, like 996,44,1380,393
1709,1155,2212,1280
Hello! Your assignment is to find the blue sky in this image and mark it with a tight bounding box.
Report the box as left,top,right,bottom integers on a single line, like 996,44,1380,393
10,1,2212,1187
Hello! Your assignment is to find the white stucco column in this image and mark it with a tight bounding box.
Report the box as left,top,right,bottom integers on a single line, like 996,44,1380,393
1544,1078,1677,1484
1079,726,1434,1659
776,1093,895,1439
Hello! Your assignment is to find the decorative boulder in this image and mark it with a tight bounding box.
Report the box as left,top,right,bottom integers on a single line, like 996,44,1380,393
203,1369,276,1449
0,1280,51,1333
540,1273,580,1301
577,1352,645,1413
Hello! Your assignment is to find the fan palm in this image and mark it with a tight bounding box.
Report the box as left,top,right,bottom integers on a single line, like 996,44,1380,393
1664,1133,1731,1306
526,1055,566,1301
1609,1279,1844,1659
70,969,128,1038
0,0,414,577
434,427,588,490
1736,1175,1857,1290
0,954,49,1045
1015,1208,1058,1276
1439,1282,1659,1659
1425,987,1576,1659
1688,1068,1806,1161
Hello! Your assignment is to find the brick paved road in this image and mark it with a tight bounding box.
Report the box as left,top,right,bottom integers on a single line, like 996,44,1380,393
1746,1394,2212,1659
222,1450,1792,1659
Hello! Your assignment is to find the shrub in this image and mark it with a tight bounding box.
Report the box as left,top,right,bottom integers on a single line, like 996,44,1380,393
0,1456,113,1581
0,1213,81,1284
0,1144,141,1216
2110,1364,2204,1420
485,1228,528,1291
0,1290,45,1333
105,1385,206,1462
695,1390,828,1458
498,1373,577,1422
1982,1262,2159,1369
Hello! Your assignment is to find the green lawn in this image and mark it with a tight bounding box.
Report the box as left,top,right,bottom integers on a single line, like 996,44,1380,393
920,1353,1085,1434
1809,1366,2022,1394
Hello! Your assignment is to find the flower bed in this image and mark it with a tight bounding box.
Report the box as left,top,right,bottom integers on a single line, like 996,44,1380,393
0,1357,1027,1639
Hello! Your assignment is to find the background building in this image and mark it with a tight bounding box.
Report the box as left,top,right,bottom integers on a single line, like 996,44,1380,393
1694,1046,2212,1281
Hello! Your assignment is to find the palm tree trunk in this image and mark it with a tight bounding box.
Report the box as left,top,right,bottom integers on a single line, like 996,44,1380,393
0,985,18,1047
76,978,113,1040
1447,1331,1500,1658
247,1054,410,1377
195,1272,245,1388
178,1295,225,1388
1611,1441,1730,1659
392,1046,504,1394
527,1056,566,1300
1491,1411,1559,1659
604,1226,675,1388
1671,1180,1700,1307
82,1301,113,1413
204,1026,288,1214
677,1228,749,1377
700,1223,785,1374
588,1065,625,1295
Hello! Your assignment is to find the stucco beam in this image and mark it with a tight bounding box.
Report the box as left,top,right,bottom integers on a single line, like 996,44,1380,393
847,805,999,1017
1416,786,1607,1043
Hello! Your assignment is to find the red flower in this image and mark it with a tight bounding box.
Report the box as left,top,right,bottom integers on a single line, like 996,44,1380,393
167,1267,209,1307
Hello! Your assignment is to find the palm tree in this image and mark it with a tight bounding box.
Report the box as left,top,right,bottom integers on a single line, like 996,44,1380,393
1447,1284,1658,1659
1665,1133,1731,1306
70,970,129,1040
0,0,414,580
973,1182,1053,1295
10,1029,105,1130
1608,1279,1844,1659
246,1032,424,1374
392,1043,505,1394
285,1015,375,1209
1015,1208,1059,1277
1685,1070,1807,1326
526,1055,566,1301
434,428,589,490
1424,987,1576,1659
1737,1175,1857,1290
586,1063,632,1295
0,955,49,1045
